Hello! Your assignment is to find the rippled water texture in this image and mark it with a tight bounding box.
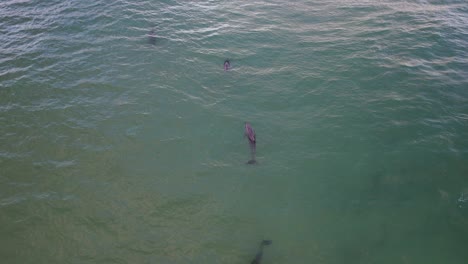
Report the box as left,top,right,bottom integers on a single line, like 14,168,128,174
1,0,468,263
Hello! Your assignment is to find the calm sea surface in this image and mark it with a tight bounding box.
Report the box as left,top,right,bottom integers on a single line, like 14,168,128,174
1,0,468,263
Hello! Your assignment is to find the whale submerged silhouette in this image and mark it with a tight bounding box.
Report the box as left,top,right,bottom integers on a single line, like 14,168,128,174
251,240,272,264
244,122,256,164
148,29,156,45
224,59,231,71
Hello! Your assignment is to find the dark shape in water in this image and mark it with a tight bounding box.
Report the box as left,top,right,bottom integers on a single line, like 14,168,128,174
244,122,256,164
148,29,157,45
251,240,272,264
224,59,231,71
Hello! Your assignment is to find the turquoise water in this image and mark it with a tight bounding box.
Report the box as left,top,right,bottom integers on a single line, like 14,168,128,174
1,0,468,263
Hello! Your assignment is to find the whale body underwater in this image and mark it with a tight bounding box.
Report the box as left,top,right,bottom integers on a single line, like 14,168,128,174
224,59,231,71
148,29,156,45
251,240,272,264
244,122,256,164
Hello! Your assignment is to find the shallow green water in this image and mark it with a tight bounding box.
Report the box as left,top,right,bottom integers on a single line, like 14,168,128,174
1,0,468,263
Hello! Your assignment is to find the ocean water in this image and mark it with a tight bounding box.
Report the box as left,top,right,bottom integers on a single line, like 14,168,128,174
1,0,468,263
